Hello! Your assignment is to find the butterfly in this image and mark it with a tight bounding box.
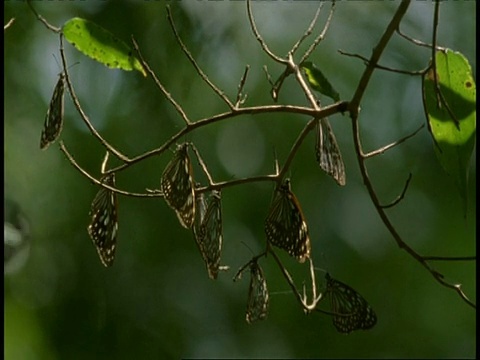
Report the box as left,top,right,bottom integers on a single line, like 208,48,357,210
161,143,195,229
40,73,65,150
193,190,223,279
316,118,346,186
246,260,269,324
324,273,377,334
87,173,118,267
265,178,311,263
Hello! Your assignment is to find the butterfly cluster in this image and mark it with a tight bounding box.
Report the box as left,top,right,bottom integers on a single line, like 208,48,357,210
315,118,346,186
193,190,223,279
324,273,377,334
161,143,195,229
87,173,118,267
40,73,65,150
265,179,311,263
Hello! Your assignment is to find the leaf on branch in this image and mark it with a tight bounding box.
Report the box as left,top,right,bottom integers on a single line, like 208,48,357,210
62,17,146,77
422,49,476,214
301,61,340,102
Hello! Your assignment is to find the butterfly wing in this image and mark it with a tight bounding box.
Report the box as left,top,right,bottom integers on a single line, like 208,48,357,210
40,74,65,150
196,191,223,279
246,260,269,323
265,179,311,263
161,143,195,228
325,273,377,333
87,173,118,267
316,118,346,186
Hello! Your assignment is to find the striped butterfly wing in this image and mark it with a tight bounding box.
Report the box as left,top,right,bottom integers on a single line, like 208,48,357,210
40,73,65,150
246,260,269,324
325,273,377,334
161,143,195,228
265,179,311,263
197,190,223,279
87,173,118,267
316,118,346,186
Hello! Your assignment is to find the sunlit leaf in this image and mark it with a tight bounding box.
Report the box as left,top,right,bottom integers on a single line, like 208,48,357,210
422,49,476,213
301,61,340,102
63,17,146,77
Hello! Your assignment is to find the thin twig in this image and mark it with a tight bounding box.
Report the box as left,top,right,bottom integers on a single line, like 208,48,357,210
131,35,191,125
290,2,324,56
189,143,215,186
27,0,61,33
59,142,161,198
338,50,426,76
380,173,412,209
396,25,445,51
269,247,322,311
300,0,336,64
363,124,425,158
166,6,234,109
233,251,268,282
246,0,288,65
235,65,250,108
59,35,130,162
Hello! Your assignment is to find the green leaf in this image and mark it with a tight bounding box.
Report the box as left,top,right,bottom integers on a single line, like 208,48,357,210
301,61,340,102
62,17,146,77
422,49,476,213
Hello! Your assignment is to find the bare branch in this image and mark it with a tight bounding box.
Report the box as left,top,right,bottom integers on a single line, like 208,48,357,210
290,2,324,56
363,124,424,158
131,35,191,125
396,25,445,51
59,142,160,198
246,0,289,65
380,173,412,209
27,0,61,33
300,0,336,64
338,50,426,76
166,6,234,109
349,1,411,113
59,35,131,163
189,143,215,186
235,65,250,108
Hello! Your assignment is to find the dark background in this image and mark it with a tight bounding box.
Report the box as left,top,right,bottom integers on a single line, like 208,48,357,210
4,1,476,359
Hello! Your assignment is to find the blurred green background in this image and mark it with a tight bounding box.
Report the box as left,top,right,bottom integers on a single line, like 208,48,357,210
4,1,475,359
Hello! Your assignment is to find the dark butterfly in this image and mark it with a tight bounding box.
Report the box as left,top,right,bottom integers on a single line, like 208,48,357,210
161,143,195,229
87,173,118,267
246,260,269,324
265,178,311,263
324,273,377,334
40,73,65,150
193,190,223,279
316,118,346,186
